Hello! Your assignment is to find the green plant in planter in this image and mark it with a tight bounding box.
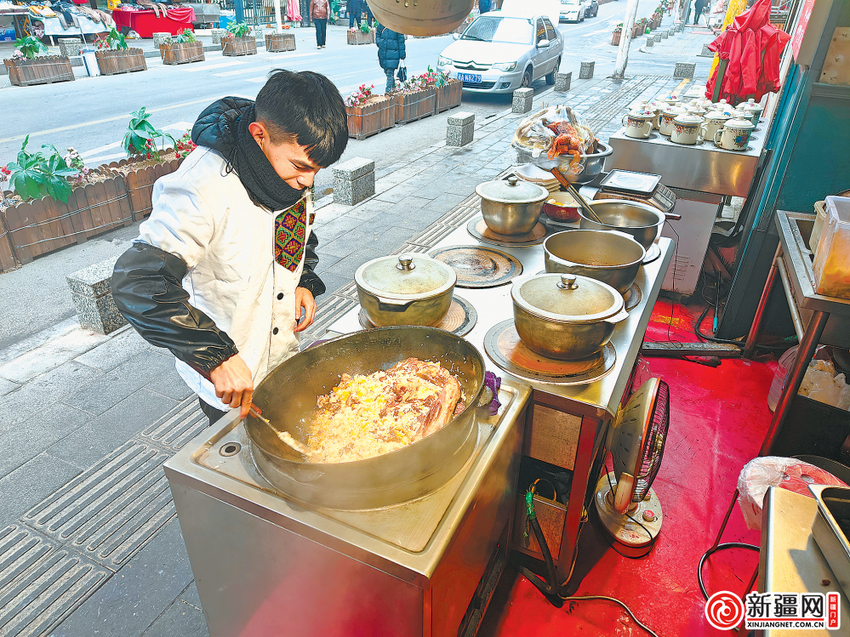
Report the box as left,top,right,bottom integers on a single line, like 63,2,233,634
359,21,371,34
165,28,198,45
122,107,176,162
96,27,129,51
5,136,80,203
13,36,47,60
226,22,252,38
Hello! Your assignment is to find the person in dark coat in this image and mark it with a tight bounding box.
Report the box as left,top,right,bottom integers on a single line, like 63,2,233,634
693,0,708,25
348,0,361,28
478,0,492,13
376,24,406,93
364,1,373,27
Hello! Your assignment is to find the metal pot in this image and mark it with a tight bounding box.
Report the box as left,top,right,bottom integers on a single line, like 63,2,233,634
355,254,456,326
578,199,665,251
513,140,614,185
476,176,548,235
511,273,629,360
246,327,486,509
368,0,473,37
543,229,646,294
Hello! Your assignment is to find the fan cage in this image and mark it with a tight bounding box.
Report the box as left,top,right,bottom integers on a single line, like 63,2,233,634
632,379,670,501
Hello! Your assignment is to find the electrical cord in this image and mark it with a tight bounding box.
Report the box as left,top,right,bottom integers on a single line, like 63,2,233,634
697,542,760,601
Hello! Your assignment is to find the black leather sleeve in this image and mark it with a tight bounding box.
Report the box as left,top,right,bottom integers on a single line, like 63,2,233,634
297,231,326,298
111,242,239,374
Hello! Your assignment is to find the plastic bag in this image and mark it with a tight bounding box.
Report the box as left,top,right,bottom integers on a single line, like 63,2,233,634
798,360,847,409
737,457,848,530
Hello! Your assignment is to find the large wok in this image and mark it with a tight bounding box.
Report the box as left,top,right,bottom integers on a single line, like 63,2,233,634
247,326,486,510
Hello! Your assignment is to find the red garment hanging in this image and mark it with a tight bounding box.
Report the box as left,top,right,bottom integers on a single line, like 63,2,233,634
706,0,791,104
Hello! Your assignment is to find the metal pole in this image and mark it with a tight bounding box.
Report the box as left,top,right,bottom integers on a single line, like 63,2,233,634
742,246,781,357
613,0,640,80
235,0,245,24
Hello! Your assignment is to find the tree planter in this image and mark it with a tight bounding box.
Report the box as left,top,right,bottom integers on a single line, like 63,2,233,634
346,95,397,140
347,29,375,45
394,88,436,124
106,152,185,221
221,36,257,56
265,32,296,52
612,31,621,45
160,41,205,65
96,49,147,76
4,56,74,87
1,175,133,265
435,79,462,113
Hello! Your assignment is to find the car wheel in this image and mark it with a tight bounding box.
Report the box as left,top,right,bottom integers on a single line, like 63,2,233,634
521,68,532,89
546,58,560,85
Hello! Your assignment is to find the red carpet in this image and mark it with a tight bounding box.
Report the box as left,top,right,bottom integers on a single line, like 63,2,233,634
481,295,777,636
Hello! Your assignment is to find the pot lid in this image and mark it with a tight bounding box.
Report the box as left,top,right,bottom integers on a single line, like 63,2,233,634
705,110,731,120
725,118,755,130
740,100,763,112
674,113,703,125
662,104,687,115
355,254,456,299
627,109,656,119
511,273,624,323
476,176,548,204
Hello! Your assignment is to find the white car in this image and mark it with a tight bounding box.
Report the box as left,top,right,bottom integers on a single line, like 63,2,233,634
559,0,586,22
436,11,564,94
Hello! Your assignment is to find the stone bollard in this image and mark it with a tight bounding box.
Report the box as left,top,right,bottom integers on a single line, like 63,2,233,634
652,34,662,44
58,38,83,58
661,30,669,39
152,32,171,48
211,28,227,45
700,43,713,57
512,88,534,114
446,111,475,147
579,61,595,79
554,71,572,92
333,157,375,205
67,257,128,335
645,38,655,48
674,62,696,79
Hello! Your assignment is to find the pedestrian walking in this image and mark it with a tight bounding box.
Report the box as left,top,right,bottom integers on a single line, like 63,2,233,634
310,0,329,48
111,71,349,424
348,0,361,28
693,0,707,25
376,24,406,93
364,1,374,27
478,0,492,14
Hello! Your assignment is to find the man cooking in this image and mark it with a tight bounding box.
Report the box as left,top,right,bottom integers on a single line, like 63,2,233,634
111,69,349,425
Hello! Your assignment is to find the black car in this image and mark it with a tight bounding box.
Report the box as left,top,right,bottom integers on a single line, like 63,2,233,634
583,0,599,18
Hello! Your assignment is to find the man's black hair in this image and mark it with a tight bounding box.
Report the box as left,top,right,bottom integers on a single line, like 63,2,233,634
255,69,348,168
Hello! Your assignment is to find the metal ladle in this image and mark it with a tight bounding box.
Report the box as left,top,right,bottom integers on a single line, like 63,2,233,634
549,167,604,224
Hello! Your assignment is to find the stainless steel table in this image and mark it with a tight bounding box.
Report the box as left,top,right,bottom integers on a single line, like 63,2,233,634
760,487,850,636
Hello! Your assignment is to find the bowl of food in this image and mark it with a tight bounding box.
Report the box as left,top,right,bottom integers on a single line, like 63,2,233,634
543,192,580,222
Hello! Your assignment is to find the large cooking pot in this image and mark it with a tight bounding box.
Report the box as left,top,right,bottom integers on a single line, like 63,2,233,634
368,0,473,37
513,140,614,185
578,200,665,251
511,273,629,360
476,176,548,235
246,327,486,509
544,229,646,294
355,254,456,326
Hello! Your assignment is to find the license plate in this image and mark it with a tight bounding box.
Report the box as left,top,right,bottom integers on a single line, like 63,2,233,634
457,72,482,84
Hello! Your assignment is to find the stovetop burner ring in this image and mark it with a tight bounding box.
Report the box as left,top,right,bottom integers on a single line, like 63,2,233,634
429,245,523,288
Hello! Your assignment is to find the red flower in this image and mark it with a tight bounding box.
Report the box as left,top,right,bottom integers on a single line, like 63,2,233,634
146,153,151,159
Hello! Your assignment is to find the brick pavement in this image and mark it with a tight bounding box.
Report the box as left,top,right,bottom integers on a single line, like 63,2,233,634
0,27,715,635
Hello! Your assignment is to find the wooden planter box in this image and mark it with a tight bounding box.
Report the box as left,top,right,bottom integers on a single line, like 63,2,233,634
106,153,185,221
0,213,19,273
394,88,437,124
347,29,375,45
612,31,621,45
265,32,296,52
435,79,462,113
96,49,147,76
1,175,133,265
346,95,397,140
221,36,257,56
160,41,205,65
4,56,74,87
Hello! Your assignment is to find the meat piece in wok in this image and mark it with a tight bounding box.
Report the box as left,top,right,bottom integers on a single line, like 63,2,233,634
306,358,465,464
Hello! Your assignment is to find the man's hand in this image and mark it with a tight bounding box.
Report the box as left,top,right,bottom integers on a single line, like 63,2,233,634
294,287,316,333
209,354,254,419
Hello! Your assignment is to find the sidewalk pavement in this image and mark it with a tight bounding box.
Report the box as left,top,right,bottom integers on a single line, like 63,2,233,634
0,25,716,637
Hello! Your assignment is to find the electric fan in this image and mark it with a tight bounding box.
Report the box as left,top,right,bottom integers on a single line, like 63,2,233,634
595,377,670,557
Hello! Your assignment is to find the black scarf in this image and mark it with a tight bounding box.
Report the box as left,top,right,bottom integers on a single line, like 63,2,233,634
192,99,305,211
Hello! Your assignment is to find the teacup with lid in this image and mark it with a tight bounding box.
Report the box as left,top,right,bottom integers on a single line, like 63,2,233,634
671,113,704,145
657,104,688,136
622,109,656,139
714,118,755,151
